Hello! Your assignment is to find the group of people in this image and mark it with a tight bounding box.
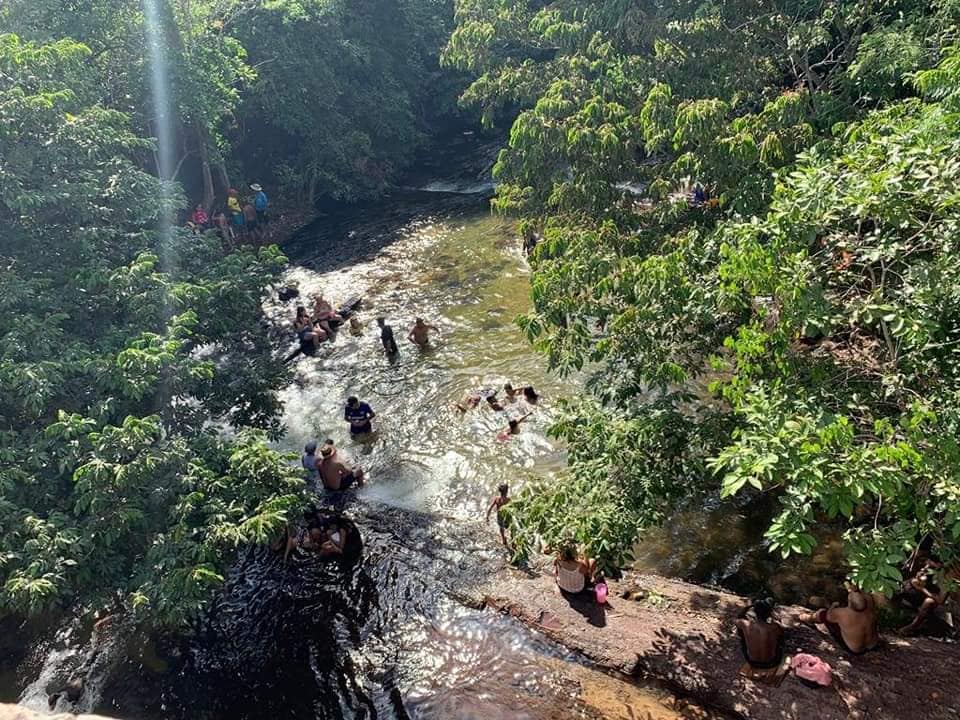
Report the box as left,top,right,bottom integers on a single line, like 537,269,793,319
187,183,269,246
458,383,540,441
294,294,346,350
735,541,958,685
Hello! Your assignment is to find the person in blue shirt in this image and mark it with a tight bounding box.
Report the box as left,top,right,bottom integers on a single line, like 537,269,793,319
251,183,269,223
344,396,375,435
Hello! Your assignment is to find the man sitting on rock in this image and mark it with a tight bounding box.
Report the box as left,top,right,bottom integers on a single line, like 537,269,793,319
799,584,879,655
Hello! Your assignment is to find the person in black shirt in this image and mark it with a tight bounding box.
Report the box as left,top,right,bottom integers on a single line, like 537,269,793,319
344,396,375,435
377,317,398,355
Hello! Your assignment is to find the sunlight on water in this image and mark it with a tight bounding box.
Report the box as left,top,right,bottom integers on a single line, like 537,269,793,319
265,211,569,523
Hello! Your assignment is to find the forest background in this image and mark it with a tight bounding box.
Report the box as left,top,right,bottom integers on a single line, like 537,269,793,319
2,0,960,629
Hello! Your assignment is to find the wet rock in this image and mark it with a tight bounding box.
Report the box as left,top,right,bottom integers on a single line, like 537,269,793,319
63,677,84,702
278,286,299,302
0,705,114,720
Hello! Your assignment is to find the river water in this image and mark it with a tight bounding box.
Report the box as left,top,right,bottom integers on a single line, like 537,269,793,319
2,181,843,720
4,190,693,720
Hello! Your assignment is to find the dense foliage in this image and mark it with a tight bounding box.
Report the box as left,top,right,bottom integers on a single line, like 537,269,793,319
0,0,457,207
0,33,304,626
447,0,960,589
0,1,459,628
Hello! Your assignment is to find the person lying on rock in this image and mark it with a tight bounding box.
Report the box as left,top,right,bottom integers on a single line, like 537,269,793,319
554,543,596,595
798,584,879,655
737,598,785,669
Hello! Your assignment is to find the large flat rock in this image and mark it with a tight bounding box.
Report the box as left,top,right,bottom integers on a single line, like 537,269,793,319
0,707,115,720
481,563,960,720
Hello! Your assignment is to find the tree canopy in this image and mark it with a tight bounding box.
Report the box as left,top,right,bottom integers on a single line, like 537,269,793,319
446,0,960,591
0,1,459,628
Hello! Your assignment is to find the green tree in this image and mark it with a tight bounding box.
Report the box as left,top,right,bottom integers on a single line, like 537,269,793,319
0,33,302,626
447,0,960,588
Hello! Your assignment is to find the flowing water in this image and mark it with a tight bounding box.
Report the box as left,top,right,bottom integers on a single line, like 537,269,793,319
125,190,696,720
3,185,841,719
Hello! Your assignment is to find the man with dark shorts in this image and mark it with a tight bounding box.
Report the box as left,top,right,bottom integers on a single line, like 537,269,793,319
319,441,365,491
377,317,398,355
799,585,879,654
344,396,375,435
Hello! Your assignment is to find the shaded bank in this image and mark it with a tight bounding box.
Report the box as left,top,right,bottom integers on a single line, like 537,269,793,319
481,565,959,720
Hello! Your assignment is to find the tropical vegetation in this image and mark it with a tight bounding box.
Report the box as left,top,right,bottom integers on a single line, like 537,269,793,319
445,0,960,591
0,0,456,627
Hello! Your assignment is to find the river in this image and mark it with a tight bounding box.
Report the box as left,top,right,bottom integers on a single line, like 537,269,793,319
5,188,703,720
6,175,842,719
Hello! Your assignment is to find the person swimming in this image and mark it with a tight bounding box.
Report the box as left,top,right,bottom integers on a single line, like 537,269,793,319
523,386,539,404
486,394,505,411
497,412,532,441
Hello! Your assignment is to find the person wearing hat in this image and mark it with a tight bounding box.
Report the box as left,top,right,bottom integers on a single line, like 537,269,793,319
301,440,320,489
319,440,364,491
251,183,269,224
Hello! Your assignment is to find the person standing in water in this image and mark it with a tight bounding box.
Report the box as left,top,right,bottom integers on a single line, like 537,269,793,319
408,317,439,348
344,396,375,435
486,483,511,547
301,440,320,489
377,317,398,355
319,441,365,491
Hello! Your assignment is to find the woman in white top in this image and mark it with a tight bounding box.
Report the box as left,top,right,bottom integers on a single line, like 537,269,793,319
554,544,596,594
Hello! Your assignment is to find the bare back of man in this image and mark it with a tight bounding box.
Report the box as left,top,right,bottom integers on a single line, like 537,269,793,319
801,590,879,654
737,618,782,667
319,447,364,490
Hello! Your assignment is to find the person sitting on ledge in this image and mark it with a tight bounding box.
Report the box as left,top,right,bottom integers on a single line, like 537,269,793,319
737,598,785,669
798,584,879,655
554,543,596,595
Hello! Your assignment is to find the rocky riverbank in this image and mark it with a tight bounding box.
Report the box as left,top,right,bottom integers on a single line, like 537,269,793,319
478,560,959,720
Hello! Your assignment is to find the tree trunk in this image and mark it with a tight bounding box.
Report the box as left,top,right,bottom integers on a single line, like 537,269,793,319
216,162,231,196
196,125,215,211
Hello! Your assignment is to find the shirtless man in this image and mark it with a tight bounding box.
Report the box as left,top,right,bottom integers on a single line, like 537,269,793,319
319,441,365,491
899,557,959,634
408,317,439,348
799,585,879,654
736,598,784,669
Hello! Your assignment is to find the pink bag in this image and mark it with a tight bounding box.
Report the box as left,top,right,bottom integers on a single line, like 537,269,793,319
791,653,833,686
595,582,608,605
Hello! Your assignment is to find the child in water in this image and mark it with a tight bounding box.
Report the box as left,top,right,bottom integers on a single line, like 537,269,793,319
496,412,532,441
486,483,510,547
